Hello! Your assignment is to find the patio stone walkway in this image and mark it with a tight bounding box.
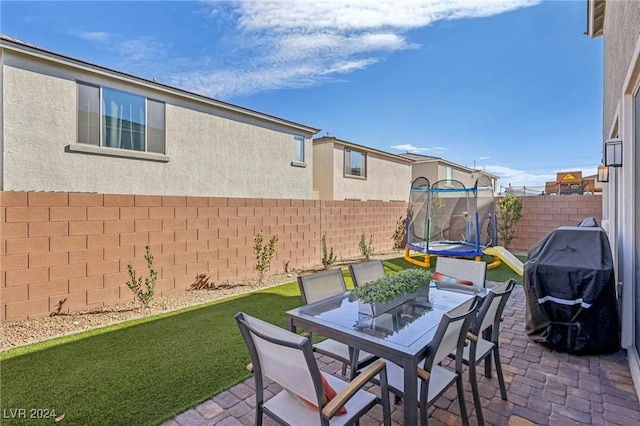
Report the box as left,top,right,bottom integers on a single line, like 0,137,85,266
162,285,640,425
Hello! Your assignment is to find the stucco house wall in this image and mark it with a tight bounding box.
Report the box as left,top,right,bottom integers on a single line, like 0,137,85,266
1,36,318,199
313,137,412,202
589,0,640,399
312,141,334,200
403,154,498,190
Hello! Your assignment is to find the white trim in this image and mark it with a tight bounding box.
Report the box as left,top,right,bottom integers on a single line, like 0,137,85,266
537,296,592,309
629,345,640,402
65,144,170,162
615,34,640,402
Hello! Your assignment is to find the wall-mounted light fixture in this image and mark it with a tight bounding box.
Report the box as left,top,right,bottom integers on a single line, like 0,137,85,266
597,163,609,182
604,138,623,167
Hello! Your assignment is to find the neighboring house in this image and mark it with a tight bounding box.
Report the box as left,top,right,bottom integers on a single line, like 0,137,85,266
312,136,412,201
0,35,319,199
587,0,640,398
399,152,499,192
543,171,600,195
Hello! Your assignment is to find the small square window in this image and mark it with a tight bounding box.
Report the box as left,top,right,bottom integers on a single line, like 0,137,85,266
345,149,366,177
293,135,305,163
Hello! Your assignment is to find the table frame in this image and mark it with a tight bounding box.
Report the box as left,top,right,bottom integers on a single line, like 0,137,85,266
286,288,477,426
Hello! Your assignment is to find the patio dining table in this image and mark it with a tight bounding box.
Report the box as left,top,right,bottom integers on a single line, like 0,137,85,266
286,287,477,426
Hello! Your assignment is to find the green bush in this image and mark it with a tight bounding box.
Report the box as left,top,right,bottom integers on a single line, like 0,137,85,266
359,231,374,259
254,232,278,284
321,234,336,269
496,194,523,250
125,245,157,307
352,268,432,305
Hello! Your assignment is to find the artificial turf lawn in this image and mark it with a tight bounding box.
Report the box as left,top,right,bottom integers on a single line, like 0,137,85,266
0,256,522,425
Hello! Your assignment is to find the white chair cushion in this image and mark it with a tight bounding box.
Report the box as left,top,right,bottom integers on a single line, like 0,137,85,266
264,373,377,426
460,338,495,363
382,360,457,405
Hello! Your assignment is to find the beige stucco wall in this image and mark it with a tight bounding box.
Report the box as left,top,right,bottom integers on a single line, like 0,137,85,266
1,49,315,198
312,142,334,200
331,144,410,202
408,161,439,185
603,1,640,134
410,161,492,189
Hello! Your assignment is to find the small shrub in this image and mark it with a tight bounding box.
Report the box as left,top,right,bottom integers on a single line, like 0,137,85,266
321,234,336,269
392,216,407,249
125,245,158,307
496,194,523,250
359,231,374,259
254,231,278,284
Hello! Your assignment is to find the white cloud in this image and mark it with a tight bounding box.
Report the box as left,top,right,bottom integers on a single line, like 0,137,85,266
73,31,167,63
484,164,554,189
77,31,110,43
171,0,540,98
390,144,446,154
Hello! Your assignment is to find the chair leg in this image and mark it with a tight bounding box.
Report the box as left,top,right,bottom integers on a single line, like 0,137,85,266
456,375,470,426
468,361,485,426
493,346,508,400
341,362,348,377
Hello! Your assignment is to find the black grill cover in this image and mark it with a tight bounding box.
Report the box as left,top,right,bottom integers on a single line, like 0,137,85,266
524,226,620,354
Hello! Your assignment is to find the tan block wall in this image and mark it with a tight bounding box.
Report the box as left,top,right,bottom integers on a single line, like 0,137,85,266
508,195,603,252
0,192,602,322
0,191,407,321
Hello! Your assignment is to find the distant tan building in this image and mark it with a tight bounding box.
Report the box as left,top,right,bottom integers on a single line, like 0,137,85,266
398,153,499,192
312,136,413,201
544,171,600,195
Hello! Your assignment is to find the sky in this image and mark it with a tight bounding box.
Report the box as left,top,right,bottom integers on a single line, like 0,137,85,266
0,0,603,191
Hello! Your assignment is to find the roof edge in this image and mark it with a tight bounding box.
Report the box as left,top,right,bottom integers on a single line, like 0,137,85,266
0,34,320,135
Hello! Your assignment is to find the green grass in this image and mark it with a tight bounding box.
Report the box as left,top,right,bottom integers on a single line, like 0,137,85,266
0,255,522,425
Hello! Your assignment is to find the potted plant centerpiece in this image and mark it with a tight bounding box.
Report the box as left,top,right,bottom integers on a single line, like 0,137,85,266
352,268,433,317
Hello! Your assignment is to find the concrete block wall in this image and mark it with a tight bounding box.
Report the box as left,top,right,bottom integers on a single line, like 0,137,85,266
0,191,407,321
0,192,601,322
508,195,602,252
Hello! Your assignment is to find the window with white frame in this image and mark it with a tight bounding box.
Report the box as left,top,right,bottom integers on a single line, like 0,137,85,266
445,166,452,180
293,135,305,163
77,82,165,154
344,149,366,177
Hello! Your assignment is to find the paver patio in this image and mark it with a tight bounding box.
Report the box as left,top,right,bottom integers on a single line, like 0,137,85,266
163,285,640,425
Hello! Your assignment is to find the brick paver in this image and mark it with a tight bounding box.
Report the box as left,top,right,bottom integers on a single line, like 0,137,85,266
167,285,640,425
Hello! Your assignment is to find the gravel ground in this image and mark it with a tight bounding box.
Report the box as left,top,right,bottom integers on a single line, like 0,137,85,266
0,252,403,352
0,272,295,352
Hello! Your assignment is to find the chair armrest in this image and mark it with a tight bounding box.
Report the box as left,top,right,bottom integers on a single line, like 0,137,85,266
322,359,387,419
417,367,431,381
466,332,479,342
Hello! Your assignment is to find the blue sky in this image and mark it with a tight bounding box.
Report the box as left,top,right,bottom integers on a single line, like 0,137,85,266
1,0,602,190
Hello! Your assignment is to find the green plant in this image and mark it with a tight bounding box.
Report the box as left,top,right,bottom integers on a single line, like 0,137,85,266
254,231,278,283
352,268,432,305
359,231,374,259
321,234,336,269
496,194,523,250
392,216,407,249
125,245,157,307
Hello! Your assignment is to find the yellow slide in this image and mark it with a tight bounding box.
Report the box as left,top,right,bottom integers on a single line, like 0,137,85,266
484,246,524,276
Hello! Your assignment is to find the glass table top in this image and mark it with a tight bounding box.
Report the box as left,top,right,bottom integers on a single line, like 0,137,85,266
294,287,474,348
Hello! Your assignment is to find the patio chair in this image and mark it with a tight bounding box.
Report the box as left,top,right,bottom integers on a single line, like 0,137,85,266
378,296,481,426
349,259,386,287
298,270,376,378
235,312,391,426
433,257,487,294
450,278,516,426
